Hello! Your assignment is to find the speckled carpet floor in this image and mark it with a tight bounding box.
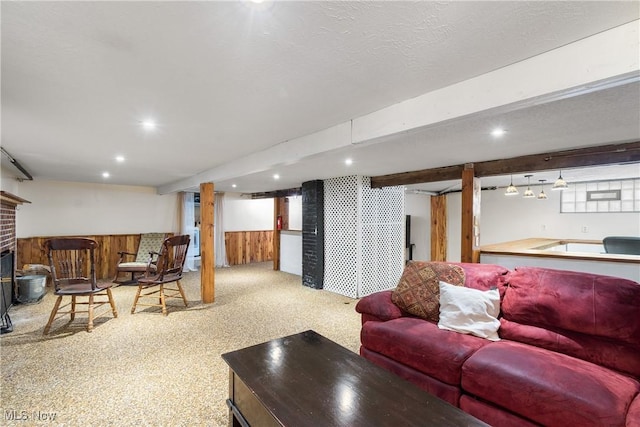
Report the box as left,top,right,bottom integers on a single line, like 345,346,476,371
1,263,361,426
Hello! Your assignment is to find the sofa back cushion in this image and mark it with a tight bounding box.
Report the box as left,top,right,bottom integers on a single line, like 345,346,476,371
501,266,640,378
449,262,509,295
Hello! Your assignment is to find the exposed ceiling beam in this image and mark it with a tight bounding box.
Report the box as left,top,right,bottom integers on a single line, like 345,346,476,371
251,188,302,199
371,165,465,189
370,141,640,188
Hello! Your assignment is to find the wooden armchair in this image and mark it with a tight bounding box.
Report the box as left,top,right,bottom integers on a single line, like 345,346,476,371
113,233,166,285
131,235,190,316
44,238,118,334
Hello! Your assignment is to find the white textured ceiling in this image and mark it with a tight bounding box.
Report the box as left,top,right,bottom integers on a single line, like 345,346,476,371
2,1,639,193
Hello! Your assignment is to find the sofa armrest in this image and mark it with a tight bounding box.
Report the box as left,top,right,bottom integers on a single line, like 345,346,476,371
355,290,405,322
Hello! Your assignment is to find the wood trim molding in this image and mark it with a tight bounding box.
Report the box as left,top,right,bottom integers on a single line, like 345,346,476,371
0,191,30,206
371,141,640,188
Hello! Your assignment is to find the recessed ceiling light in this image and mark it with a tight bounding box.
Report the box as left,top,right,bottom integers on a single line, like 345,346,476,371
232,184,237,188
491,128,506,137
115,155,125,163
246,0,273,11
102,172,110,178
141,119,157,131
345,158,353,166
273,174,280,180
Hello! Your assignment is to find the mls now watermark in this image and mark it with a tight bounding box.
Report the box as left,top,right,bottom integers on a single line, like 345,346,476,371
5,410,57,422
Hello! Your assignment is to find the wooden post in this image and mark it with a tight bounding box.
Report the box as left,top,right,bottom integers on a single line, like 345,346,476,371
200,182,215,303
461,164,481,263
430,194,447,261
273,197,282,270
281,197,289,231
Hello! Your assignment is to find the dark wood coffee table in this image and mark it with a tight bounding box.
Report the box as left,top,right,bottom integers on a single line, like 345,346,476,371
221,330,488,426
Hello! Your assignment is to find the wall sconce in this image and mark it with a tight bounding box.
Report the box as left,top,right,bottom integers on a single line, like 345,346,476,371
538,179,548,200
523,175,535,198
552,170,568,190
505,175,519,196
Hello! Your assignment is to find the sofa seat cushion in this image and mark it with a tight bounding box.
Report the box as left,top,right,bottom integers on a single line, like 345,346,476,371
462,341,640,427
627,394,640,427
361,347,462,406
459,395,540,427
361,317,489,385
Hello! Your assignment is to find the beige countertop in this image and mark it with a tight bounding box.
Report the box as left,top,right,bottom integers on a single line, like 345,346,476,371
480,238,640,264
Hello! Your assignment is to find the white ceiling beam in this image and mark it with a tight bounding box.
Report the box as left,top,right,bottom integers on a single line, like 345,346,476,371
158,122,352,194
158,20,639,195
352,20,639,145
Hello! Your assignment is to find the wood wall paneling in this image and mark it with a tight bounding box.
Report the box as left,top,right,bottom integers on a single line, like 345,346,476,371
17,234,146,281
18,230,275,282
225,231,274,266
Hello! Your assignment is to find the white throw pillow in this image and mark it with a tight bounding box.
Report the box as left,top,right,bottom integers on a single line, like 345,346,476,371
437,281,501,341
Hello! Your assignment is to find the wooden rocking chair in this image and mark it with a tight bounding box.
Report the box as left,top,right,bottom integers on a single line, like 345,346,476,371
131,235,190,316
113,232,166,285
44,238,118,334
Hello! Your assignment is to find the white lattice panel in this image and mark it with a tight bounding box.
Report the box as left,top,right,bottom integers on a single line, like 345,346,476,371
323,176,360,298
324,175,404,298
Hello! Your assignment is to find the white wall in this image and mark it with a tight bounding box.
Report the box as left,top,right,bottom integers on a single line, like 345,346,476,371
287,195,302,230
447,192,463,262
445,186,640,260
13,180,180,237
404,193,431,261
1,169,21,195
481,187,639,244
223,193,273,232
280,231,302,275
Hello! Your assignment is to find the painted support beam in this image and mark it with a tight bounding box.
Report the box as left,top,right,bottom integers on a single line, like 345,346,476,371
158,22,639,195
352,21,639,144
158,123,352,194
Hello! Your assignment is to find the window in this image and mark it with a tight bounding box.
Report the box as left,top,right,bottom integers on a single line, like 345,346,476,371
561,179,640,213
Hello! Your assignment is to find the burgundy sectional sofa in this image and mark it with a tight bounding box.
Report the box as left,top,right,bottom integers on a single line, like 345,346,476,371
355,262,640,426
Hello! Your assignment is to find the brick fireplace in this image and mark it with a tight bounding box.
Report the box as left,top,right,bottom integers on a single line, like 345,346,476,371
1,191,30,333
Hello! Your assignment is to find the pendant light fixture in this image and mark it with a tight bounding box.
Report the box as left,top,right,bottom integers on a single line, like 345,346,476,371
552,170,568,190
523,174,535,198
505,175,519,196
537,179,548,200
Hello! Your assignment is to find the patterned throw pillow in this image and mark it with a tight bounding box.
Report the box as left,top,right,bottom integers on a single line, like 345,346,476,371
391,262,466,322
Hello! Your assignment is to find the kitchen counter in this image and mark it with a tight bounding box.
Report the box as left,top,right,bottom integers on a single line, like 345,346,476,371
480,238,639,281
